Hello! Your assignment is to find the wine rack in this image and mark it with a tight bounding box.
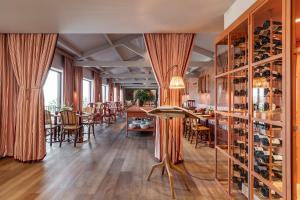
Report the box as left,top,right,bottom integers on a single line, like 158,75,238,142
214,0,288,199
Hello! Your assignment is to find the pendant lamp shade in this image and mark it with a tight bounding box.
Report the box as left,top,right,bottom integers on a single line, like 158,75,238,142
169,76,185,89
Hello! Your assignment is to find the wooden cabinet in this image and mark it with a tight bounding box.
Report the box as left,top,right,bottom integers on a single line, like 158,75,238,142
214,0,290,199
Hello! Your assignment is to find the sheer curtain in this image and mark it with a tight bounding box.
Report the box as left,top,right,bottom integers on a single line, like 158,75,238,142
144,33,195,163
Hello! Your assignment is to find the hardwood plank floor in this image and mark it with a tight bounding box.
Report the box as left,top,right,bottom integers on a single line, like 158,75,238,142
0,118,227,200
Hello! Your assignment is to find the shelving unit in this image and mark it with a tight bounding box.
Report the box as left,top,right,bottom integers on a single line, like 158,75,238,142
214,0,289,199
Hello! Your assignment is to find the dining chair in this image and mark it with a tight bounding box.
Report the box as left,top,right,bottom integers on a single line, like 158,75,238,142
82,107,96,140
94,102,103,125
103,102,116,124
60,110,81,147
44,110,59,146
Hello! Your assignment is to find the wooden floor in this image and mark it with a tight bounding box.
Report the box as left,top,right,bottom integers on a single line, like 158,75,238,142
0,118,227,200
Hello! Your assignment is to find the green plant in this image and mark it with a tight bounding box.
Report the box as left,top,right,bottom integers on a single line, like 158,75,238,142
135,89,153,102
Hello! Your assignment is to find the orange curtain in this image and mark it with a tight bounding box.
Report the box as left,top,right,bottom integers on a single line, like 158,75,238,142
7,34,57,162
115,83,120,101
93,71,102,102
108,78,114,102
63,56,75,107
73,67,83,112
144,33,195,163
0,35,18,157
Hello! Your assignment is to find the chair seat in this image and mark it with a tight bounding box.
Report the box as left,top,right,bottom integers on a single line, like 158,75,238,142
45,124,59,129
63,125,81,130
192,125,210,131
82,120,94,124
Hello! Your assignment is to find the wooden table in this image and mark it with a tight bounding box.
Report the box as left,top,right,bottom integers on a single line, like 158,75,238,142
125,106,156,136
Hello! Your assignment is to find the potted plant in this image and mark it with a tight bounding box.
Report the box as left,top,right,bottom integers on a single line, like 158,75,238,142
135,89,153,107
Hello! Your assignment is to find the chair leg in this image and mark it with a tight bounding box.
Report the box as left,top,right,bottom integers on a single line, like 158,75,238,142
59,130,64,147
88,125,91,140
92,124,95,138
74,130,78,147
50,129,53,147
190,130,194,144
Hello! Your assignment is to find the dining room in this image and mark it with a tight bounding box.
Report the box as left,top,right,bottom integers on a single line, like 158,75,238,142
0,0,296,199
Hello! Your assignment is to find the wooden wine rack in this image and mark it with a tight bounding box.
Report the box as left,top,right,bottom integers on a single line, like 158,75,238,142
214,0,290,199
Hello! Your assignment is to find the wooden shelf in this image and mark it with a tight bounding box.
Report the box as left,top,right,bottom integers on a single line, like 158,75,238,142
215,65,249,78
214,0,288,199
252,54,282,68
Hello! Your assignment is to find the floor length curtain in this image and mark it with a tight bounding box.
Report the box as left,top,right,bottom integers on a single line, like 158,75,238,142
73,67,83,112
63,56,75,107
7,34,57,162
108,78,114,102
144,33,195,163
0,35,18,157
93,71,102,102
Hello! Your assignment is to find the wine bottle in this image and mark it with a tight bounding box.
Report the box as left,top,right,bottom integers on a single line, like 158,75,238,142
261,137,282,147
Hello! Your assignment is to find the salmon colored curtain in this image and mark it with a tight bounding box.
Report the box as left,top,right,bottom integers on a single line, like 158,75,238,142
108,78,114,102
144,33,195,163
73,67,83,112
0,35,18,157
63,56,75,107
93,71,102,102
115,83,120,102
7,34,57,162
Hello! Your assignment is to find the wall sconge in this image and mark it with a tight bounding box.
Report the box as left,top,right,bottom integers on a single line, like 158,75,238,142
296,18,300,23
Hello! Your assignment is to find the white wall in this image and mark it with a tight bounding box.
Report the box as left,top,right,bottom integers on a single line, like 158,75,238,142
224,0,257,29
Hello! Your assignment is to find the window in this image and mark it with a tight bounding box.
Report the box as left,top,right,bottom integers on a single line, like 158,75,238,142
120,88,123,102
114,86,117,102
43,69,63,113
102,84,109,102
82,79,93,107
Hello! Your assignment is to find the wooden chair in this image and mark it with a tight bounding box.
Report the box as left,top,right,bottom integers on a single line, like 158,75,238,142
44,110,59,146
82,107,96,140
115,101,123,116
184,118,191,138
190,118,210,148
103,102,116,124
59,110,81,147
94,102,103,124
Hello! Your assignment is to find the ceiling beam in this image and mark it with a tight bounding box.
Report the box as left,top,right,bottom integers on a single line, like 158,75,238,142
102,73,154,79
75,60,211,68
122,41,147,58
80,35,142,59
123,86,158,89
115,80,156,84
193,46,214,58
74,60,150,68
57,37,82,57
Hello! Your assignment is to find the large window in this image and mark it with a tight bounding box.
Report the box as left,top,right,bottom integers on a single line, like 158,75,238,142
114,86,117,102
43,69,63,113
82,79,93,107
102,84,109,102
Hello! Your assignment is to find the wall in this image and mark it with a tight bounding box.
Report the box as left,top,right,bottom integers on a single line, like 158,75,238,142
51,52,64,70
185,66,215,108
224,0,257,29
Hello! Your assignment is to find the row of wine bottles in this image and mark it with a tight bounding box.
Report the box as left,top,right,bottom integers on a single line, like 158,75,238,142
254,20,282,62
254,178,281,198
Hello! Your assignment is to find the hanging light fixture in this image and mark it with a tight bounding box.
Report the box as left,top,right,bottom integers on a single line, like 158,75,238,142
165,65,185,89
169,76,185,89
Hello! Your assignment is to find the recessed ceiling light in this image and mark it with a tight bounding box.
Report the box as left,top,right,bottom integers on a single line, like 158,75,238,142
296,18,300,23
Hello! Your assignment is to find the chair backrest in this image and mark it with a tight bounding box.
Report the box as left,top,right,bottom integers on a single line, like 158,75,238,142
60,110,78,127
45,110,52,126
84,106,95,114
